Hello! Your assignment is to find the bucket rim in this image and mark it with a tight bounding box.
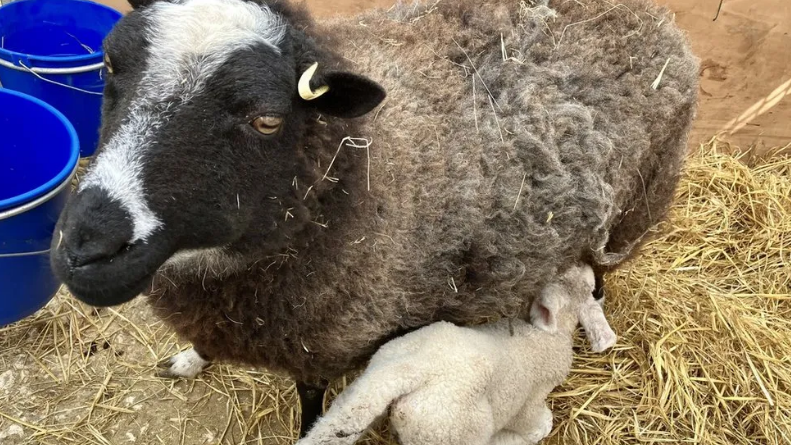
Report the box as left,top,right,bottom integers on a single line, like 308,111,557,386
0,88,80,213
0,159,77,223
0,0,122,66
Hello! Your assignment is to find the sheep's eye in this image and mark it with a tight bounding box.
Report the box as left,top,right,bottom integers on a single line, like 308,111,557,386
251,115,283,135
104,53,114,74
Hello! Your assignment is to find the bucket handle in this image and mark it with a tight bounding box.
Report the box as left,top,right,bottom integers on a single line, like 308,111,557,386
0,59,104,95
0,248,51,258
0,57,105,74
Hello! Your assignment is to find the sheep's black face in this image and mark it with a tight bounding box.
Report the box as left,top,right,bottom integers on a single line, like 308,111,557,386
50,0,385,307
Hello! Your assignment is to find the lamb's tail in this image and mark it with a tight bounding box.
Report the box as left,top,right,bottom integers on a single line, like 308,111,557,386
297,363,423,445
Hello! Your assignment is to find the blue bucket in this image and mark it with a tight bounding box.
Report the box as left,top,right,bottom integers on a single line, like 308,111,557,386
0,87,79,326
0,0,121,157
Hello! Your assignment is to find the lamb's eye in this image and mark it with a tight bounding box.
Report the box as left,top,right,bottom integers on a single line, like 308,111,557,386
104,53,114,74
251,115,283,135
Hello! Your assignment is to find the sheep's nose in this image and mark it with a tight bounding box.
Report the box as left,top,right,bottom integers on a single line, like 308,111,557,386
57,187,135,268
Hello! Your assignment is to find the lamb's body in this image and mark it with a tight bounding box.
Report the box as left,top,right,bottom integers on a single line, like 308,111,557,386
297,264,615,445
148,0,698,383
302,320,566,445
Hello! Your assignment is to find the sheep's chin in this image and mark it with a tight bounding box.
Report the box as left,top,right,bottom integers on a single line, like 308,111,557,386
54,239,174,308
66,274,152,307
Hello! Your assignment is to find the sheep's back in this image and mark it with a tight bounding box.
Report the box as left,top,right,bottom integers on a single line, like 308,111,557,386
325,0,698,309
532,0,700,267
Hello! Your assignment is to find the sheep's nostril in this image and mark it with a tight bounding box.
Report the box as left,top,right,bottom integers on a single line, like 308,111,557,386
66,237,133,268
58,187,136,268
61,222,133,268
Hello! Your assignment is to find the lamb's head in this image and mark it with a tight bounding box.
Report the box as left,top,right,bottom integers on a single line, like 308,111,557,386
530,264,617,352
49,0,386,307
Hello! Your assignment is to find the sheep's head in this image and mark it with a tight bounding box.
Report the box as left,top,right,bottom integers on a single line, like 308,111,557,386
530,264,617,352
50,0,385,307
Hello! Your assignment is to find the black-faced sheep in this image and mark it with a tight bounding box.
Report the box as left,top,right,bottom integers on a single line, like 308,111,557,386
297,264,616,445
50,0,699,435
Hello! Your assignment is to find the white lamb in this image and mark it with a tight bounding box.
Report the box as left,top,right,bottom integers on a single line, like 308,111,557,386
297,264,617,445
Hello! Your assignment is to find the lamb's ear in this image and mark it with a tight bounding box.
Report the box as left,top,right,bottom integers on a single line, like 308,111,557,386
578,299,617,352
530,288,561,333
298,63,386,118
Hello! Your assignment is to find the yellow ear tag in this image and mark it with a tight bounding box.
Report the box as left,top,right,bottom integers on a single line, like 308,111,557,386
298,62,330,101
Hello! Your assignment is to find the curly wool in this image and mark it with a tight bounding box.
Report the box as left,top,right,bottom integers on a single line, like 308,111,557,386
148,0,699,383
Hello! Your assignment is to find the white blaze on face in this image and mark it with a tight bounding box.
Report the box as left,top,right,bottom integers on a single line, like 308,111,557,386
80,0,285,243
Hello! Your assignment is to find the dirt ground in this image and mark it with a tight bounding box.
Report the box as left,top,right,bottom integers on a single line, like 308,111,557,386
1,1,789,445
658,0,791,152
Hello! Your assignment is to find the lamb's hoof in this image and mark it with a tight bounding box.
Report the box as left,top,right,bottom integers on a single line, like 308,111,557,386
156,348,210,379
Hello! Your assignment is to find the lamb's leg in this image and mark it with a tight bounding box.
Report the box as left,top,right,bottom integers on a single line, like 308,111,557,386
496,402,552,445
298,362,428,445
392,391,494,445
488,430,529,445
156,346,211,379
522,403,553,444
297,379,328,438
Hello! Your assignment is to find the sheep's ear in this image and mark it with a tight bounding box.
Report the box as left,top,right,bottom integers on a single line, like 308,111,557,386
530,289,560,333
298,63,386,118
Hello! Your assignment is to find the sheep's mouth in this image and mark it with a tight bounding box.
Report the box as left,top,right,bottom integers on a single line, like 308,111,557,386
65,271,154,307
52,241,172,308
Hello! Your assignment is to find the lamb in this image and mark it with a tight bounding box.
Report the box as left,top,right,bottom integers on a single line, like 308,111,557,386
49,0,699,436
297,264,616,445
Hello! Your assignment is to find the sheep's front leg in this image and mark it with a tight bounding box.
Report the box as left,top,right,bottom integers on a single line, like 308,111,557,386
297,379,328,438
156,347,211,379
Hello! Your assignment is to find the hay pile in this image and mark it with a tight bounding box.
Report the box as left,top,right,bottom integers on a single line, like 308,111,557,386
1,139,789,445
546,139,791,445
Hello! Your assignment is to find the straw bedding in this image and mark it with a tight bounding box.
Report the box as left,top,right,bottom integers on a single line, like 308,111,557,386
1,139,789,444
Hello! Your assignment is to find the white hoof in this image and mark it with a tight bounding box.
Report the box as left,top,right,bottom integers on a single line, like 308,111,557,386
156,348,210,379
